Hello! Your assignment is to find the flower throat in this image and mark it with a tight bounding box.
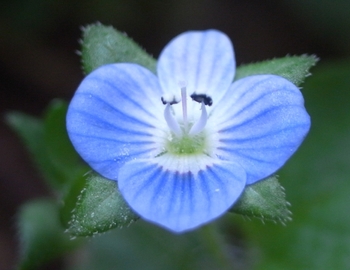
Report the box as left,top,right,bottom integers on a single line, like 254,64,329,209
161,85,212,155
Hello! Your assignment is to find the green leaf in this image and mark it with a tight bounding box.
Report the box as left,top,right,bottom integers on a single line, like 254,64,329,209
59,172,87,228
67,172,139,237
43,99,88,191
5,111,59,189
16,199,80,270
235,55,318,86
6,100,88,192
81,23,156,74
231,176,291,223
44,99,82,173
5,112,43,158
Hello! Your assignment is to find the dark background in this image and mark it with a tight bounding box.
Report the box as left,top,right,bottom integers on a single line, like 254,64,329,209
1,0,349,269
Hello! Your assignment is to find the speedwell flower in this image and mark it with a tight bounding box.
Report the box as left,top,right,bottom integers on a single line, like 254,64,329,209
67,30,310,233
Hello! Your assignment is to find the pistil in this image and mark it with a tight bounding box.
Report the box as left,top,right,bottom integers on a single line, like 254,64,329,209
181,86,188,129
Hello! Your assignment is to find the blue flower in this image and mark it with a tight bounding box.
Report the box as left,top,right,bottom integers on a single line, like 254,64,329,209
67,30,310,233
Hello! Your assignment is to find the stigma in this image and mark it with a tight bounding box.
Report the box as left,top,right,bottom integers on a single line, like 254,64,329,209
161,86,212,137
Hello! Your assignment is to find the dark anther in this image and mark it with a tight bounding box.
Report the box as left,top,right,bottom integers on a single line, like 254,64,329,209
161,97,178,105
190,93,213,106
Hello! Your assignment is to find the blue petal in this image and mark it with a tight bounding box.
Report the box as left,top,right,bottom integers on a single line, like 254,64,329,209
118,159,246,233
157,30,235,104
66,63,167,180
209,75,311,184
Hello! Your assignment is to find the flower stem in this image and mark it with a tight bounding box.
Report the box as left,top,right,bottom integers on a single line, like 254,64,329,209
199,223,233,270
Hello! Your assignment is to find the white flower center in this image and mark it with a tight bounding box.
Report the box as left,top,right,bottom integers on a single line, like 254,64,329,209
161,86,212,137
160,86,213,156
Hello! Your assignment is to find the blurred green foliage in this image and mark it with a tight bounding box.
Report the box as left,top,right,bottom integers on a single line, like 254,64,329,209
6,100,87,192
16,199,81,270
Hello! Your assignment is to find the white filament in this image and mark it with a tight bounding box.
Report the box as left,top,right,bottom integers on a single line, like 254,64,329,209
189,102,207,136
164,104,182,136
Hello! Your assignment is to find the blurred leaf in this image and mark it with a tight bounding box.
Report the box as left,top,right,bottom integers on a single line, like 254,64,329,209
16,199,80,270
67,172,138,237
44,99,82,173
81,23,156,74
231,176,291,223
6,100,88,192
5,111,58,189
67,221,240,270
235,55,318,86
237,60,350,270
43,99,88,192
5,112,43,154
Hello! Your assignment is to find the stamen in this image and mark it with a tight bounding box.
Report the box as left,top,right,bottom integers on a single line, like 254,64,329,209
190,93,213,106
189,102,208,136
161,95,179,105
164,104,182,136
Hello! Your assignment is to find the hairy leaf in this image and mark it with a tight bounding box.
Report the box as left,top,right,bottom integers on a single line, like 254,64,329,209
81,23,156,74
67,173,138,237
235,55,318,86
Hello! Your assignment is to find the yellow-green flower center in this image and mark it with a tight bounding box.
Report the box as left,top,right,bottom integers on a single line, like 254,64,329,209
166,133,206,155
